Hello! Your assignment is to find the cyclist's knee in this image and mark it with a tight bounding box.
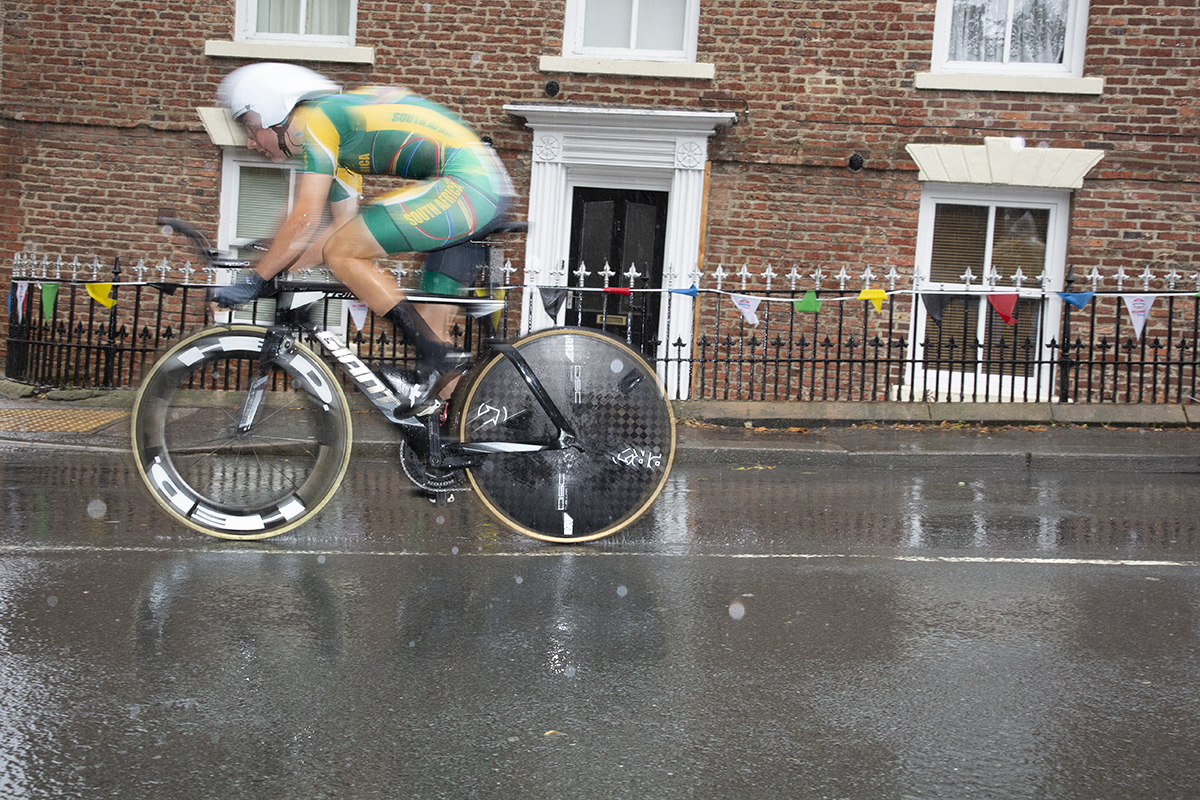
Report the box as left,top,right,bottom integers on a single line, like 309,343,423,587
323,219,378,272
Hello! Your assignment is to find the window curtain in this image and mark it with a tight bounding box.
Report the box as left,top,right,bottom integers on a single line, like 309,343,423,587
256,0,300,34
948,0,1067,64
584,0,633,48
582,0,686,52
990,207,1048,281
257,0,349,35
635,0,686,51
236,167,291,240
309,0,350,36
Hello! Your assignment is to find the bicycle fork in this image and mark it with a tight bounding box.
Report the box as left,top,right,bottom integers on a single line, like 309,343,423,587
237,326,291,432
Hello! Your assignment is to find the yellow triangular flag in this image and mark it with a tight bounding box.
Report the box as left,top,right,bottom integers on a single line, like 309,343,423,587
858,288,887,312
87,283,117,308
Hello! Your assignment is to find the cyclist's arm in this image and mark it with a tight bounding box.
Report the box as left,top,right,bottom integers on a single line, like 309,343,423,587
252,171,335,280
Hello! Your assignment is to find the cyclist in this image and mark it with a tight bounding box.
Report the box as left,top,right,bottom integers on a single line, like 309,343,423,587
214,62,514,412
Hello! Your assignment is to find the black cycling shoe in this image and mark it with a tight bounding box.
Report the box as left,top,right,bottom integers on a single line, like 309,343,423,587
377,365,443,416
376,349,471,416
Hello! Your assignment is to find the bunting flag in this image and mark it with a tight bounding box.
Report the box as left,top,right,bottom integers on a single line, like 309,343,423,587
858,288,887,312
670,284,699,298
794,290,822,313
539,287,567,319
472,287,506,330
731,293,761,326
987,294,1019,326
41,283,59,319
150,282,179,296
922,293,947,325
347,300,369,332
1123,294,1156,341
604,286,632,296
1058,291,1095,309
14,282,29,323
86,282,117,308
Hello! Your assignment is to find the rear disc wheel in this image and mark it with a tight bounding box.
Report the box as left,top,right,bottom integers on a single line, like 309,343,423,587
458,329,675,543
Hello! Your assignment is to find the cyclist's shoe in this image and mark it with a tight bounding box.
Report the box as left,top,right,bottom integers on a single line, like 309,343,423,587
377,349,469,416
377,365,442,416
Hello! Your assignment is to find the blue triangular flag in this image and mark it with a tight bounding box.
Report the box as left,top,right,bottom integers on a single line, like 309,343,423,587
1058,291,1095,309
670,284,699,298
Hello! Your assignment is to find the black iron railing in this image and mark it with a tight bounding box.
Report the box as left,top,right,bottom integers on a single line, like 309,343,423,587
6,258,1199,404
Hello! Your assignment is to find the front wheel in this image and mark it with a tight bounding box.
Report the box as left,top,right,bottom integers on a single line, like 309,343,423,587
131,325,353,539
457,329,675,543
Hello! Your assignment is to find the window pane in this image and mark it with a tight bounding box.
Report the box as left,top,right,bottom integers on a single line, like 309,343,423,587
584,0,634,48
990,207,1049,282
948,0,1006,62
635,0,687,51
236,167,291,240
309,0,350,36
929,204,989,283
257,0,301,34
948,0,1068,64
1010,0,1067,63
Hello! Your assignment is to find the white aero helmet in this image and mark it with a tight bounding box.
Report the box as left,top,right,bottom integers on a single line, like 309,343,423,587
219,62,340,128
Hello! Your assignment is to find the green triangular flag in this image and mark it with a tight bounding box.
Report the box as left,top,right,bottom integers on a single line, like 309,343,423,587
794,290,822,313
41,283,59,318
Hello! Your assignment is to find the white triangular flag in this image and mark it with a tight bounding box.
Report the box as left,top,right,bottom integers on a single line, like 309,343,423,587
1123,294,1156,341
348,300,369,332
731,293,761,327
15,282,28,323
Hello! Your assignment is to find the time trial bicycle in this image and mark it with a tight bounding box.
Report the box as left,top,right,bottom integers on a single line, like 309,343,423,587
130,219,676,544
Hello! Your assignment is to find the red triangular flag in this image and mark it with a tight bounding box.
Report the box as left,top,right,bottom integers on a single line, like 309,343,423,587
987,294,1018,326
603,287,632,296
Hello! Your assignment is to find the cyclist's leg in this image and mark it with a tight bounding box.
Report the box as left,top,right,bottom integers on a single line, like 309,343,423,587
321,213,458,391
325,174,507,311
324,175,507,390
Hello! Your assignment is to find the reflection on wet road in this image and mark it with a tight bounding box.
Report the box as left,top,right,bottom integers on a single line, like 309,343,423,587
1,449,1198,799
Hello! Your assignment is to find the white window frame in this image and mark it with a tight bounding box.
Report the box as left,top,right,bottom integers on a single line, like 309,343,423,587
908,183,1070,402
217,148,348,340
929,0,1090,79
562,0,700,63
235,0,358,48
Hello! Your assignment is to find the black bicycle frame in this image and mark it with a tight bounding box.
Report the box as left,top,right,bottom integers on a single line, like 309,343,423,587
240,290,579,473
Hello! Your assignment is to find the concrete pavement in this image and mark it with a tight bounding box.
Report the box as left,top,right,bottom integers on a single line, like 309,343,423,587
1,378,1198,473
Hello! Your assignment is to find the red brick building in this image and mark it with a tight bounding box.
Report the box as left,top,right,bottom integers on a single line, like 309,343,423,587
2,0,1197,400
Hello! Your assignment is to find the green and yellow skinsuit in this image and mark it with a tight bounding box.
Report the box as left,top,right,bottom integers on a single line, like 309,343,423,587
297,86,512,293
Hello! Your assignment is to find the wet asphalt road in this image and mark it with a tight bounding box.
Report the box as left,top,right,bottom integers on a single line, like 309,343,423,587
1,448,1199,799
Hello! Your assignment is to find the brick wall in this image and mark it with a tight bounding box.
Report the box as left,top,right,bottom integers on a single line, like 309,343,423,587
3,0,1198,367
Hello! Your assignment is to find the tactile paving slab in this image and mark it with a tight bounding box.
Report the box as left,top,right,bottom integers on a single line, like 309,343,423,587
0,409,129,432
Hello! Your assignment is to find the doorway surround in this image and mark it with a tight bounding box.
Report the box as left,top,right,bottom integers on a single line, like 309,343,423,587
504,103,737,392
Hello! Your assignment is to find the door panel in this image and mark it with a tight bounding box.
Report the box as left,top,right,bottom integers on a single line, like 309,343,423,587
567,187,668,358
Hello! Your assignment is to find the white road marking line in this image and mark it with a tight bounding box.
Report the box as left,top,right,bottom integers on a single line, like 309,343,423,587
1,544,1197,567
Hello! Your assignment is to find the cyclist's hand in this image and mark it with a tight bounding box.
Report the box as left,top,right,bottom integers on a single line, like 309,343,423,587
212,274,268,308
